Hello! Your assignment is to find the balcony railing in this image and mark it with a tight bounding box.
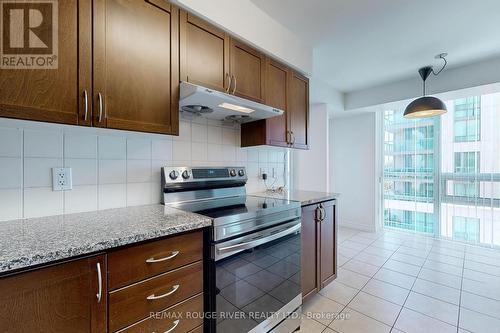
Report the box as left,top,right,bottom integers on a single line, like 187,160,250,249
385,139,434,153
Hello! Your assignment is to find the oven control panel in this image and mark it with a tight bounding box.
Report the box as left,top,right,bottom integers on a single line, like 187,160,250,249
162,166,247,184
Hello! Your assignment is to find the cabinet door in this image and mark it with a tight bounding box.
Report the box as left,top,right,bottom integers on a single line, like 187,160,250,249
229,38,266,103
301,204,319,303
93,0,179,135
319,201,337,288
180,11,230,92
0,0,92,126
0,255,107,333
288,71,309,149
265,58,289,147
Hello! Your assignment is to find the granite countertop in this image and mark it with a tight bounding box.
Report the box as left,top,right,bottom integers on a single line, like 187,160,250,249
0,205,212,275
251,190,339,206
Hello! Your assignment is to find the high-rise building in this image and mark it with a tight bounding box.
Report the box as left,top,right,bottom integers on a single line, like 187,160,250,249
383,93,500,246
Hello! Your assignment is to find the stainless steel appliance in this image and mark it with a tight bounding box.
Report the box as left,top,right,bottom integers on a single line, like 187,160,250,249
162,166,302,333
179,81,284,123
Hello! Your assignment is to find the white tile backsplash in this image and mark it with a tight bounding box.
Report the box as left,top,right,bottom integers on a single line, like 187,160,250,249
0,118,288,221
24,187,63,218
24,157,62,188
98,159,126,184
98,136,126,159
0,157,22,189
24,130,63,158
64,158,97,185
0,188,22,220
64,185,98,214
64,133,97,159
98,184,127,210
0,127,22,157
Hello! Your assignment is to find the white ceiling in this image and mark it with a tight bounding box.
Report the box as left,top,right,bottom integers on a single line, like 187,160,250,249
251,0,500,92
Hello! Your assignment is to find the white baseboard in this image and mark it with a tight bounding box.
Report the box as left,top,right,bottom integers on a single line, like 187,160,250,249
338,219,376,233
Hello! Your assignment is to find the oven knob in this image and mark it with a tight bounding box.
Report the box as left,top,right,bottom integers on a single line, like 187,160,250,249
238,169,245,177
230,169,237,177
169,170,179,180
182,170,191,179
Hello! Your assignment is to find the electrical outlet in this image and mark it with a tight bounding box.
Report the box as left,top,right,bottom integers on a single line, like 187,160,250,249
272,167,277,179
52,168,73,191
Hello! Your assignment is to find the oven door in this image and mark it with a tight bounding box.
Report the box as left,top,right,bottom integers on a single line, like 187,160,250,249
214,219,302,333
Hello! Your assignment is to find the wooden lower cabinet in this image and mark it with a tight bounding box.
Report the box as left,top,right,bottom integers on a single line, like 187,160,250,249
118,293,204,333
0,255,107,333
0,230,205,333
109,262,203,332
301,200,337,303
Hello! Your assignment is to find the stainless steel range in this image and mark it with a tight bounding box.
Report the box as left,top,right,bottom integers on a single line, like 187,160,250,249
162,166,302,333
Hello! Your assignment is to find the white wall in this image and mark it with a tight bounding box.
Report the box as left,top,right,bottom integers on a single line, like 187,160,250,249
172,0,312,74
330,113,379,232
293,104,329,192
0,118,287,222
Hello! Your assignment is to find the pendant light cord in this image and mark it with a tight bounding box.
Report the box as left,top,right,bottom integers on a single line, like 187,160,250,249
432,54,447,76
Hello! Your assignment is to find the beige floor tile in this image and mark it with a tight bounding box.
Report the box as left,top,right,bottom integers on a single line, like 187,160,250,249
395,308,457,333
303,293,345,326
362,278,410,305
374,268,415,289
343,259,379,277
462,278,500,301
418,268,462,289
461,291,500,320
383,259,421,277
348,291,401,325
336,268,371,289
296,316,326,333
423,259,463,277
320,281,359,305
404,292,459,325
412,278,460,305
329,308,391,333
459,308,500,333
355,252,387,267
391,252,426,266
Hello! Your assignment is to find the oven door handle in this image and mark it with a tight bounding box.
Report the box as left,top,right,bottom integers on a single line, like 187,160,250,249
217,222,301,255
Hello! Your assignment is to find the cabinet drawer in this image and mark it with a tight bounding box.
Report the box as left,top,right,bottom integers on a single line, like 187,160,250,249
108,230,203,289
109,261,203,332
117,293,204,333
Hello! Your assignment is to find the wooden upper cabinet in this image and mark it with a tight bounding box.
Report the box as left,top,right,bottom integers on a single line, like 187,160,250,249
0,0,92,126
289,71,309,149
180,11,230,92
265,58,289,146
229,38,266,103
0,255,107,333
93,0,179,135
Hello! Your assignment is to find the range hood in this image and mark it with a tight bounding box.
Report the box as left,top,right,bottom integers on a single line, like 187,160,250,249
179,81,283,123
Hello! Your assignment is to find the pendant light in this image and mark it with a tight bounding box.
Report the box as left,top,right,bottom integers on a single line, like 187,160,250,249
404,53,448,119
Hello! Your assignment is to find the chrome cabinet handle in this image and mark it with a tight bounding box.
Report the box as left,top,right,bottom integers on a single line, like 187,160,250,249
147,284,180,300
146,251,179,263
96,262,102,303
225,73,232,93
290,131,296,145
314,206,320,221
156,319,180,333
83,90,88,121
321,206,327,221
97,92,104,123
232,75,236,94
218,222,301,255
286,130,291,145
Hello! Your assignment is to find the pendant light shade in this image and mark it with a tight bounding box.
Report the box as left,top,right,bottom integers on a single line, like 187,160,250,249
404,96,447,118
404,59,448,119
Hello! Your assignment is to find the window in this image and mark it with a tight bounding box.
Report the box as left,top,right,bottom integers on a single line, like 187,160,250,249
452,217,480,242
454,152,480,173
453,181,479,197
454,97,480,119
384,209,434,233
455,119,480,142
